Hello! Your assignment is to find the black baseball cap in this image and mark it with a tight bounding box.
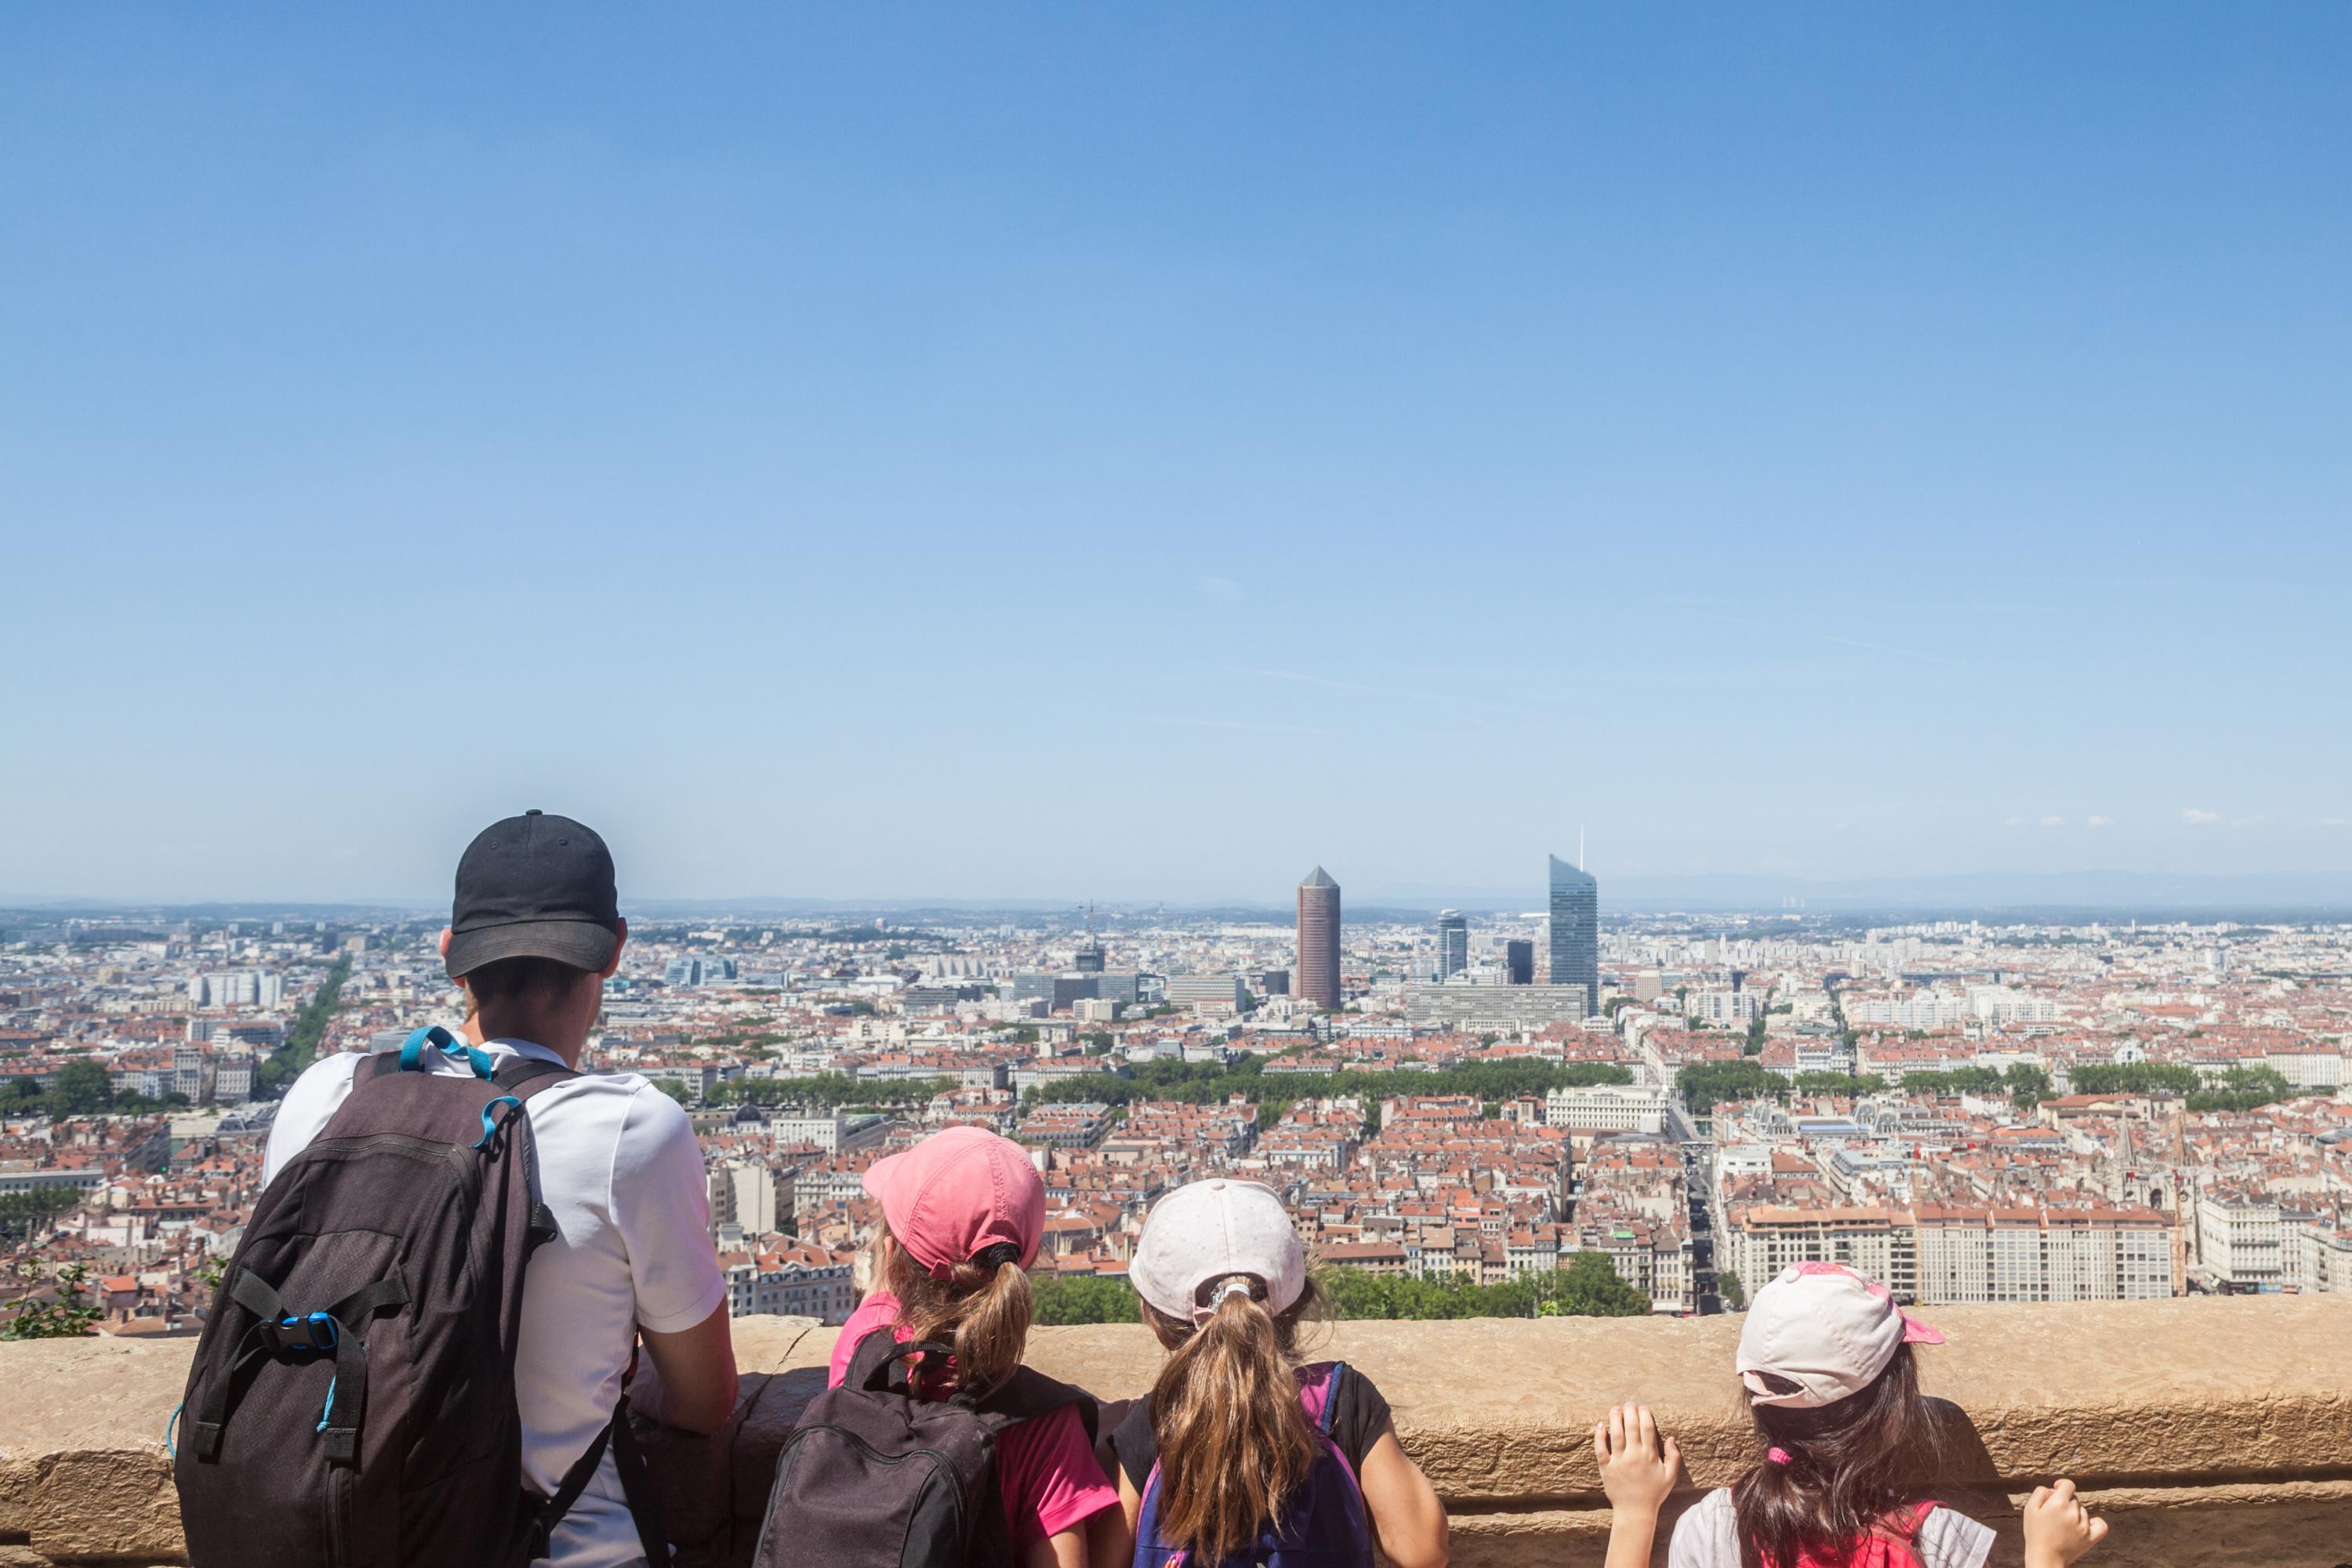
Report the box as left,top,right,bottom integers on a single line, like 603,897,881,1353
444,809,622,978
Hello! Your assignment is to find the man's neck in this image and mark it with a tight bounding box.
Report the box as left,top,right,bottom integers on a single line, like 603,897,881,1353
474,1013,587,1071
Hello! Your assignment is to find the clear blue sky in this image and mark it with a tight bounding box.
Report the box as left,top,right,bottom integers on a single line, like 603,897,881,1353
6,5,2350,905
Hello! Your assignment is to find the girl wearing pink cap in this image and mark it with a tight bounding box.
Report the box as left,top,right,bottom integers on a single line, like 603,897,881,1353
828,1127,1120,1567
1594,1263,2108,1568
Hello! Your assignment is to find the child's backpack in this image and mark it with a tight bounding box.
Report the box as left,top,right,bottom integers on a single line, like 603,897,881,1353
1130,1360,1374,1568
172,1027,670,1568
752,1326,1100,1568
1786,1502,1944,1568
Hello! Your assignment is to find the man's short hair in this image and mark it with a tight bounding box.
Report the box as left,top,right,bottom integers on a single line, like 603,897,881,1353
464,955,597,1009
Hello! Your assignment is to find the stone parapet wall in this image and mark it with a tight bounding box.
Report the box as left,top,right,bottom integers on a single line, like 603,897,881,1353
4,1298,2350,1565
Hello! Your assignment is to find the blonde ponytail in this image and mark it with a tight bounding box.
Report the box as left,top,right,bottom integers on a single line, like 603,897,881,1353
1146,1279,1319,1565
884,1225,1034,1401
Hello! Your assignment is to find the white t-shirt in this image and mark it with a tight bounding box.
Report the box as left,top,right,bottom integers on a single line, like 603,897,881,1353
1668,1487,1993,1568
263,1038,728,1568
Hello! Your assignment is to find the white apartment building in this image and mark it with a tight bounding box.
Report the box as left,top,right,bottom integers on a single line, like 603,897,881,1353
2196,1194,2285,1291
1684,989,1764,1027
1916,1207,2174,1305
708,1160,781,1237
2266,1051,2347,1093
1163,975,1247,1011
2288,1214,2352,1294
723,1243,856,1323
1545,1083,1670,1134
764,1112,888,1155
185,970,285,1009
1722,1207,1919,1303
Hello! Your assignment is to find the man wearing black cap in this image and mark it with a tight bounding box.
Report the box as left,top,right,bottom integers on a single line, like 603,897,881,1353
263,811,738,1567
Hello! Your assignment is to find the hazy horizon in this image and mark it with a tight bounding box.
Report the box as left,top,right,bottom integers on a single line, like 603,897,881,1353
12,866,2352,921
8,6,2349,903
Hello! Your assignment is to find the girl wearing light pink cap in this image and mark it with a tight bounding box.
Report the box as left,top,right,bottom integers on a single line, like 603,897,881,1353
1103,1178,1450,1568
1595,1263,2109,1568
827,1127,1120,1567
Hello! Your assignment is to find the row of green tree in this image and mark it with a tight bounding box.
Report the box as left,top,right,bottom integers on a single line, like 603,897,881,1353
1673,1059,1889,1116
1888,1064,2052,1105
2070,1061,2296,1112
1679,1055,2300,1118
0,1058,188,1120
706,1073,958,1111
1677,1058,2080,1116
1023,1056,1632,1130
258,954,353,1097
0,1189,82,1247
1032,1256,1652,1323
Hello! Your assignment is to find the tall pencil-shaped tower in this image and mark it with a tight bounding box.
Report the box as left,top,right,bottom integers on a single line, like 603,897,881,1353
1296,867,1341,1010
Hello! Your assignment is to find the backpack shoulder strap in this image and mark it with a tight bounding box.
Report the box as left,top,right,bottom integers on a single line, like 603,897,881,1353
978,1366,1099,1443
493,1054,575,1096
1299,1360,1346,1434
844,1326,938,1394
533,1395,671,1566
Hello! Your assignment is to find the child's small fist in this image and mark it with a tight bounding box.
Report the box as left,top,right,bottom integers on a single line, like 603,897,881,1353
1594,1403,1681,1519
2023,1478,2107,1566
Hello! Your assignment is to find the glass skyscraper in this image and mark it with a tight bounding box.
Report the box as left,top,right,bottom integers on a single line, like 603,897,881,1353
1548,855,1598,1015
1435,909,1468,980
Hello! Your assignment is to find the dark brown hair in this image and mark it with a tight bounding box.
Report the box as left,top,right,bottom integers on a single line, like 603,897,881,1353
1733,1345,1946,1568
463,956,597,1010
879,1223,1033,1402
1142,1277,1325,1565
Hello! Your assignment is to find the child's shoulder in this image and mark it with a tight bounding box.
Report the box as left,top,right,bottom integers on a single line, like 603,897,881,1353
1909,1501,1995,1567
1666,1490,1994,1568
1664,1489,1740,1568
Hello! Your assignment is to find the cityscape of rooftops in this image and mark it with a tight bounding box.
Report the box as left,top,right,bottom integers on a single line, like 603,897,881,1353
9,857,2352,1331
8,6,2352,1344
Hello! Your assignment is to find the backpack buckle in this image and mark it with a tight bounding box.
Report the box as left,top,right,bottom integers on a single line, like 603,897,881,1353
263,1311,339,1355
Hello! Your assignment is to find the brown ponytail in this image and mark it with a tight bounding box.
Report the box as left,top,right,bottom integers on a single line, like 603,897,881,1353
1144,1277,1323,1565
1732,1344,1947,1568
881,1224,1034,1401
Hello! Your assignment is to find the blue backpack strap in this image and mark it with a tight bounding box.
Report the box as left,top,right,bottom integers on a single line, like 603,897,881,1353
396,1025,494,1080
1130,1459,1174,1568
1315,1362,1348,1436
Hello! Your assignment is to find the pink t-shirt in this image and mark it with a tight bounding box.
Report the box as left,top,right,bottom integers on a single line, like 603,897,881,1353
827,1291,1117,1552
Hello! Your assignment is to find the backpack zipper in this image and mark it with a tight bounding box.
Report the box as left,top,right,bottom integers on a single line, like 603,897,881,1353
323,1465,352,1568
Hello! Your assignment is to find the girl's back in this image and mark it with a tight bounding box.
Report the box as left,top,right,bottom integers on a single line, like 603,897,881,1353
1667,1487,1987,1568
1113,1179,1449,1568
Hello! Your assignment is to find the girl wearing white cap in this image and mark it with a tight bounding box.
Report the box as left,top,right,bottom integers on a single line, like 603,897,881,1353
1595,1263,2107,1568
1105,1178,1450,1568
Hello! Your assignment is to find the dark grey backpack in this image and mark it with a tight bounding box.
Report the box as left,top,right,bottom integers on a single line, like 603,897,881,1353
752,1327,1096,1568
172,1027,670,1567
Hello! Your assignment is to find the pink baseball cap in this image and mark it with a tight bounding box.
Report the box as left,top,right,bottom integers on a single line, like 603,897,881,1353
1737,1261,1944,1409
862,1127,1045,1281
1131,1178,1308,1325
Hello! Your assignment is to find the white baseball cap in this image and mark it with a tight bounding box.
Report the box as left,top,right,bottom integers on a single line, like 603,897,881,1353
1737,1262,1944,1409
1131,1178,1308,1325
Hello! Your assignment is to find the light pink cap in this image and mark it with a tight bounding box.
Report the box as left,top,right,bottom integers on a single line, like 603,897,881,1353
1737,1261,1944,1409
861,1126,1045,1281
1131,1178,1308,1325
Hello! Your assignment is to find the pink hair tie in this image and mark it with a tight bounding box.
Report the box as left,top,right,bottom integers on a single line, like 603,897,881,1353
1767,1447,1794,1466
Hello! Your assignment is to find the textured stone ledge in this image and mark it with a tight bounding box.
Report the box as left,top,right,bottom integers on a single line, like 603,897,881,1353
5,1297,2350,1565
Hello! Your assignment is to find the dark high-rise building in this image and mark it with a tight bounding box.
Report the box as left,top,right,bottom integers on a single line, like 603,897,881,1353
1504,939,1535,986
1435,910,1468,980
1296,866,1341,1010
1548,854,1599,1015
